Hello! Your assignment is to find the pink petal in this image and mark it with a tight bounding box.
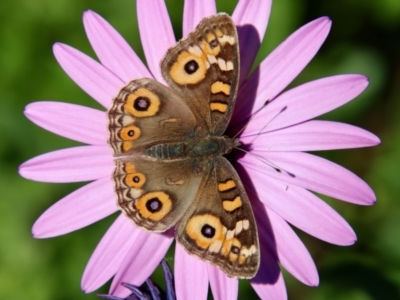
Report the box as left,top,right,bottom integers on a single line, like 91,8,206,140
110,230,174,297
82,215,139,293
250,172,356,245
240,151,376,205
183,0,216,37
242,75,369,136
251,197,318,286
33,177,117,238
53,43,124,108
137,0,175,83
207,264,238,300
24,101,107,145
250,245,287,300
175,244,209,300
232,0,272,85
233,17,331,124
19,145,114,183
243,120,380,151
83,10,151,83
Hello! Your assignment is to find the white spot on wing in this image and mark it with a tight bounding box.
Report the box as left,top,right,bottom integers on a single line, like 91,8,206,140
122,115,135,126
129,188,143,199
217,58,227,71
243,219,250,230
188,45,203,57
226,229,234,240
218,35,235,45
235,220,243,235
207,54,217,64
209,240,223,253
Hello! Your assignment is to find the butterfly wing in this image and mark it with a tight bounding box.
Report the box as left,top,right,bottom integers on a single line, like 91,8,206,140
176,157,260,278
161,14,239,135
108,78,197,157
114,157,205,232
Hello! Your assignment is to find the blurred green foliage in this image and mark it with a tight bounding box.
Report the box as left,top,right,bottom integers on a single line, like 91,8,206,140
0,0,398,299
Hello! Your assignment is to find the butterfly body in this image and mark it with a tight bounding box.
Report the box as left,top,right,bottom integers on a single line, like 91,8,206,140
108,14,260,278
143,135,237,161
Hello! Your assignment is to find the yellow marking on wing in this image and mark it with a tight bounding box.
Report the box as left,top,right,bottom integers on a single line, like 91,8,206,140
165,178,185,185
185,214,225,249
119,125,141,141
169,51,207,85
125,172,146,189
211,81,231,96
218,179,236,192
160,118,178,128
124,163,136,173
229,252,239,262
200,36,220,56
122,141,133,152
210,102,228,113
135,191,172,221
238,255,246,264
207,32,216,42
124,88,160,118
222,196,243,212
215,29,223,38
220,237,241,262
161,118,177,124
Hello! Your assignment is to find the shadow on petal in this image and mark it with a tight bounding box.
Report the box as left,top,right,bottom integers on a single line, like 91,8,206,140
229,24,260,136
233,162,281,286
236,23,261,86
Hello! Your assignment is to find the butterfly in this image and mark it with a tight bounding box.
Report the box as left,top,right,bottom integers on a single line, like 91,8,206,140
107,14,259,278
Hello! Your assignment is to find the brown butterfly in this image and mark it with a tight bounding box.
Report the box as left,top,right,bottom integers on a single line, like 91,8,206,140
107,14,259,278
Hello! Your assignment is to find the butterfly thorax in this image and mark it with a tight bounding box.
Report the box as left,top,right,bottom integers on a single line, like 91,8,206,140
143,135,238,161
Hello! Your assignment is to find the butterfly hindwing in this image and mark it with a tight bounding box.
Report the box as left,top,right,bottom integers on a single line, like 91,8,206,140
108,78,197,156
161,14,240,135
114,157,205,232
176,157,260,278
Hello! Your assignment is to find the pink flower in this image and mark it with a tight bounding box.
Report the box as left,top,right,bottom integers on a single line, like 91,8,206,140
19,1,380,299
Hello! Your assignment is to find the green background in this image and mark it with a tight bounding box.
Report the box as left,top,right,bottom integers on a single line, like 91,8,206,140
0,0,399,299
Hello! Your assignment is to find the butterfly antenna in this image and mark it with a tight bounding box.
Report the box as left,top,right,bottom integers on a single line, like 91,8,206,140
233,99,271,139
245,105,287,144
232,99,271,140
233,147,295,177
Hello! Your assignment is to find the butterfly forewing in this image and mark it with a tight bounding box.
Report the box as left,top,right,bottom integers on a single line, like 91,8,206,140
108,78,197,157
161,14,240,135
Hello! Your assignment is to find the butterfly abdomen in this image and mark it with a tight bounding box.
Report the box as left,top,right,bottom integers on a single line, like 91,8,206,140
144,142,186,160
